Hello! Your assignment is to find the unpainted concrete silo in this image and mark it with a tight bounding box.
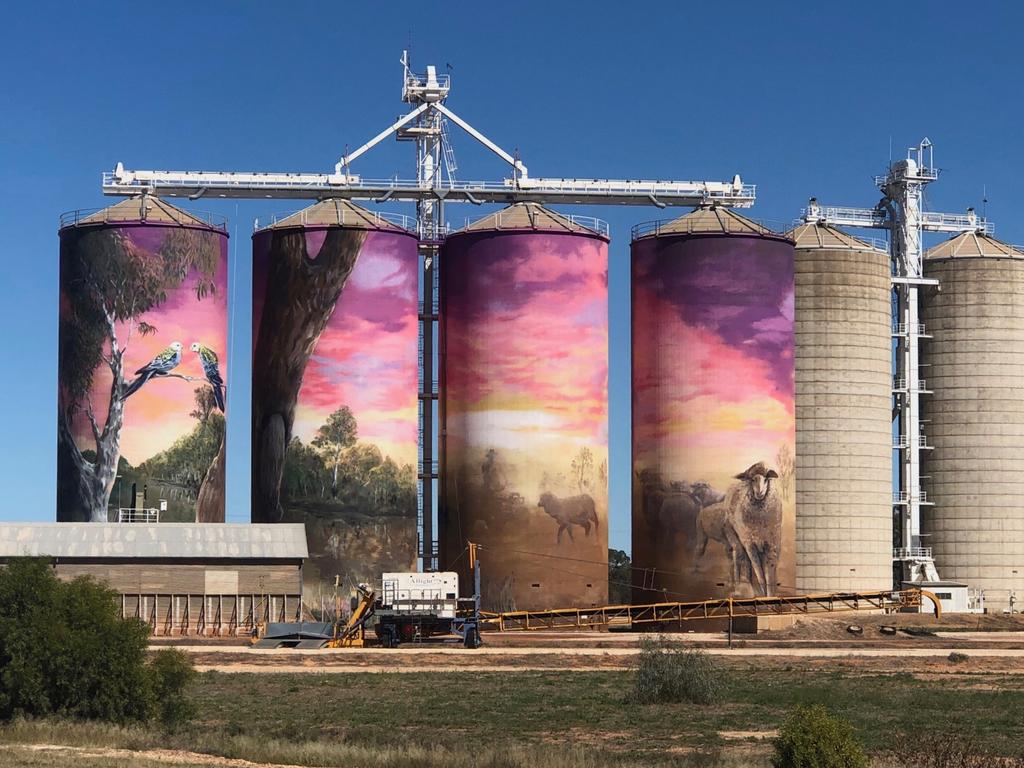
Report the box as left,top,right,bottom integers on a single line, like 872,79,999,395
788,223,893,593
440,202,609,612
631,206,796,604
922,232,1024,612
57,196,229,524
251,199,420,598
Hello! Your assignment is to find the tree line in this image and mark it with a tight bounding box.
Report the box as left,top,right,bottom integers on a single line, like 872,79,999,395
282,405,416,516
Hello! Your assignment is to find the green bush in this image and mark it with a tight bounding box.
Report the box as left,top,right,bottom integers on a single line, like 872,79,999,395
771,705,868,768
947,652,969,664
0,557,192,726
632,636,720,705
148,648,196,730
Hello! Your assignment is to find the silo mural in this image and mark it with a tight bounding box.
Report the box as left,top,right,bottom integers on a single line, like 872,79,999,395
632,208,796,604
441,203,609,612
251,200,419,599
57,197,229,524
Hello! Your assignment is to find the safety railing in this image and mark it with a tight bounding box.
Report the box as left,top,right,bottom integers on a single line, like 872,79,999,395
892,435,932,449
117,507,159,523
103,171,757,207
892,377,930,392
893,547,933,559
892,322,927,336
893,491,930,504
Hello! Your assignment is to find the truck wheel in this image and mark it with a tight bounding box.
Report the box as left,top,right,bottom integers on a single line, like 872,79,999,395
381,627,398,649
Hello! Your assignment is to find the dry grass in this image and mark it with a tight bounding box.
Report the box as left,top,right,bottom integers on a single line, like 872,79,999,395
0,665,1022,767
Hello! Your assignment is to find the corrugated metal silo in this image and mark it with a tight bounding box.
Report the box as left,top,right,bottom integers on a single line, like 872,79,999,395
440,202,609,612
922,232,1024,612
632,206,795,604
57,196,229,524
788,223,893,593
251,200,420,598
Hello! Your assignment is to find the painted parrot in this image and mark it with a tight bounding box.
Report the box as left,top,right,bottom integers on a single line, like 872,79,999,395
122,341,183,399
191,342,225,412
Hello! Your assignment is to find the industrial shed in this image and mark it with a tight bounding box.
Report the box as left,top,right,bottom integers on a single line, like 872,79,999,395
0,523,307,636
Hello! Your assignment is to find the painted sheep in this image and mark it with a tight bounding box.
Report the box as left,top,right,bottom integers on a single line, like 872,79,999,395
537,492,599,544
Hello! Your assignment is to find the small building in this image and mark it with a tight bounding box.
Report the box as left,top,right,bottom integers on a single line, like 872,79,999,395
902,580,979,614
0,523,307,636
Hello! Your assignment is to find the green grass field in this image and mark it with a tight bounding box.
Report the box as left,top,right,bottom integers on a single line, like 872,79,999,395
0,665,1021,767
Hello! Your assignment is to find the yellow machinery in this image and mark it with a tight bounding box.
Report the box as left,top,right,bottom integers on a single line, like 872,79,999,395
326,582,376,648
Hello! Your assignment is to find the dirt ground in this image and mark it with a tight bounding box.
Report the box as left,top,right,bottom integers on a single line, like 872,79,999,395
158,613,1024,676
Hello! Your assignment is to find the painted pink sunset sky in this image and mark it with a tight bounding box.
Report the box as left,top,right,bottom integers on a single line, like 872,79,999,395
292,230,419,467
632,235,795,487
443,231,608,468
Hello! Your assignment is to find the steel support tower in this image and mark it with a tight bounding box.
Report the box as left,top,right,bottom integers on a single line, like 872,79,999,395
801,138,991,584
101,52,757,571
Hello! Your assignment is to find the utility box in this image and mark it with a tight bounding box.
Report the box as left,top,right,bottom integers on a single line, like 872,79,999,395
381,572,459,618
902,580,978,614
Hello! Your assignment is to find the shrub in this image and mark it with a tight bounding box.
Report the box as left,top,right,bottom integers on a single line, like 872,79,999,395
947,652,969,664
632,636,720,705
892,732,1023,768
0,557,178,725
771,704,868,768
148,648,196,731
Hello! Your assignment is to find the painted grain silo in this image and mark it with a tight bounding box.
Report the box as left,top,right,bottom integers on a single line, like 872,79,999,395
788,223,893,593
632,206,795,604
922,232,1024,612
57,196,229,524
440,203,609,612
251,200,420,599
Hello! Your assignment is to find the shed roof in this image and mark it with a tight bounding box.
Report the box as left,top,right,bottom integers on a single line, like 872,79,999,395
786,222,886,252
458,202,603,236
70,196,215,229
925,231,1024,260
0,524,308,560
261,199,410,232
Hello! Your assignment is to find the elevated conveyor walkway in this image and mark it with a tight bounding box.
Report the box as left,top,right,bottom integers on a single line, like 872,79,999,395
479,588,941,632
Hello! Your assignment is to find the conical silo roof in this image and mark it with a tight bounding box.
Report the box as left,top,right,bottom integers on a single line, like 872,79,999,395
786,222,886,252
633,205,788,240
458,202,604,236
66,196,216,229
262,199,410,232
925,231,1024,260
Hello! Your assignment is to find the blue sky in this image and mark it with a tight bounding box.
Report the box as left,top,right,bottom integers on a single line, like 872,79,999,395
2,1,1022,554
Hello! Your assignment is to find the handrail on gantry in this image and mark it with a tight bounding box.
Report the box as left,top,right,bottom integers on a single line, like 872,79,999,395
477,588,941,632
